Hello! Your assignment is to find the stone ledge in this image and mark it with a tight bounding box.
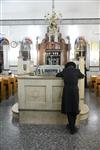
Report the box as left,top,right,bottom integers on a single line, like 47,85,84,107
12,103,89,125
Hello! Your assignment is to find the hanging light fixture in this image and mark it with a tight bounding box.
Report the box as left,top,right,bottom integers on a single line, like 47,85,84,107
44,0,62,34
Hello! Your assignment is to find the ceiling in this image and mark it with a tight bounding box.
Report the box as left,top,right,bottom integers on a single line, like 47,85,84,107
0,0,100,19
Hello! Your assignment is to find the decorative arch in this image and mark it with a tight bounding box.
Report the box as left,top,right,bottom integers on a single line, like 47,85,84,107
74,36,87,60
23,37,33,44
20,37,32,61
0,37,9,45
75,36,87,48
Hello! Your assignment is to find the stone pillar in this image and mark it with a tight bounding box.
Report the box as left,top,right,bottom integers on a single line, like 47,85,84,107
78,57,89,121
79,57,85,102
29,61,34,73
17,56,25,74
26,60,34,73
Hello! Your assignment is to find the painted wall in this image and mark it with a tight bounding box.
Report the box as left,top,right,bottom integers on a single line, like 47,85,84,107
1,1,100,19
0,24,100,66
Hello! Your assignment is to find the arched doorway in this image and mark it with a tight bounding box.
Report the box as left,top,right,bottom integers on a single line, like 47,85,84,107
74,36,87,61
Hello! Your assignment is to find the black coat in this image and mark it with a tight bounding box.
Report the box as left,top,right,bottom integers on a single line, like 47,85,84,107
0,64,2,73
56,67,84,114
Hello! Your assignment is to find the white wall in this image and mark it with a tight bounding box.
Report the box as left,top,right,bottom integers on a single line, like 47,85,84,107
1,1,100,19
0,24,100,66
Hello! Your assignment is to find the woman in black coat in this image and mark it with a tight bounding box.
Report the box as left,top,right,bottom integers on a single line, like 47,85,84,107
85,65,89,88
56,62,84,134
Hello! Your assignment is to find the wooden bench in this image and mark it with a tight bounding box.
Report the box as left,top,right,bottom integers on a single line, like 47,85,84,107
98,85,100,98
0,76,17,101
9,76,17,95
94,77,100,97
89,75,97,91
0,77,5,100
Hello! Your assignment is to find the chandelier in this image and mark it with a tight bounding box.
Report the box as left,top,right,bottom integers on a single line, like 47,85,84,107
44,0,62,34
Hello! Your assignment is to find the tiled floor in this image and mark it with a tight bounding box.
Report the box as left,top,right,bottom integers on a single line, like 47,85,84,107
0,90,100,150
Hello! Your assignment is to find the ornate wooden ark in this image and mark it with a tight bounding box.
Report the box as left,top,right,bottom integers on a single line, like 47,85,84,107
38,29,70,65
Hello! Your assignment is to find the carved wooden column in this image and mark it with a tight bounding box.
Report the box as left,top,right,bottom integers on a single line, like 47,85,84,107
38,43,45,65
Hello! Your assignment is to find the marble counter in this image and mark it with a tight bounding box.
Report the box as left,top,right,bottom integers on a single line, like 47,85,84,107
18,75,61,79
17,74,89,124
18,75,63,110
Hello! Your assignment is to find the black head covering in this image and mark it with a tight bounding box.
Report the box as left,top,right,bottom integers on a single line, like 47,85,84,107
65,62,76,68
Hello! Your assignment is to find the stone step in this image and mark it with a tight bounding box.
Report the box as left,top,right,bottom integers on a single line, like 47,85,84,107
12,103,89,124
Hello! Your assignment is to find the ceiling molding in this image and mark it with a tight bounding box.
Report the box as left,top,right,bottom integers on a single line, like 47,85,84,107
0,18,100,26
